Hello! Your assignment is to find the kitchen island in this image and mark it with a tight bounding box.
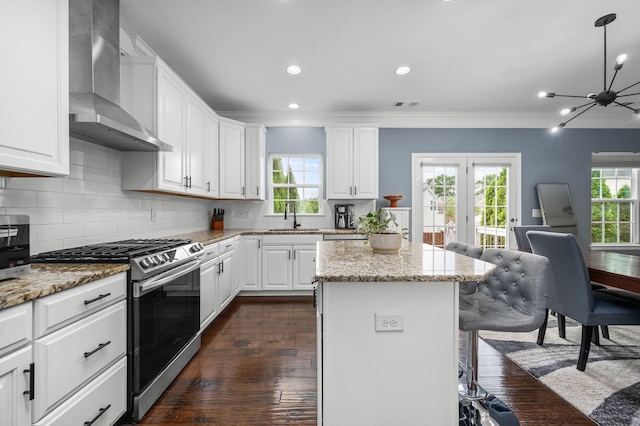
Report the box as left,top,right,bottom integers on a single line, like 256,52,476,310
314,240,495,426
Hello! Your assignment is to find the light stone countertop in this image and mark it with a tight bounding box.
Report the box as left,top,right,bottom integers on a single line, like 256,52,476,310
0,228,361,311
315,240,496,282
0,263,130,310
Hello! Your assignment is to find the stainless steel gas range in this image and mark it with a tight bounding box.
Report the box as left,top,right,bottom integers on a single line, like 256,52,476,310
31,238,205,422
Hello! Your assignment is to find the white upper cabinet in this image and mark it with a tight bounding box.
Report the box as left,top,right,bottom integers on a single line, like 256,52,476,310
219,119,246,199
245,125,266,200
156,63,187,192
326,127,378,199
120,57,216,198
204,112,220,197
0,0,69,177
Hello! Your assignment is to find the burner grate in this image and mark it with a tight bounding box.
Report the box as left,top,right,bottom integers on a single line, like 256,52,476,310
31,239,192,263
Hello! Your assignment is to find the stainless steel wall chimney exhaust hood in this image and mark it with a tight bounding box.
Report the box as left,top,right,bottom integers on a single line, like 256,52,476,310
69,0,171,151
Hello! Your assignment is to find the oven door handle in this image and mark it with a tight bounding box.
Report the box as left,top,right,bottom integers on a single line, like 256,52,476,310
135,259,202,297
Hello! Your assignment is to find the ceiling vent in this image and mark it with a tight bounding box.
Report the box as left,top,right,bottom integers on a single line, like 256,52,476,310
393,101,420,107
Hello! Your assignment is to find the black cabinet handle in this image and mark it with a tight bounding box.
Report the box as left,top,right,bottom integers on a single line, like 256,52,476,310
84,293,111,305
84,341,111,358
84,404,111,426
23,363,35,400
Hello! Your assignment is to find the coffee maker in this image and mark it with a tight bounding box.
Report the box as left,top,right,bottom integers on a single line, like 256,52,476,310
335,204,355,229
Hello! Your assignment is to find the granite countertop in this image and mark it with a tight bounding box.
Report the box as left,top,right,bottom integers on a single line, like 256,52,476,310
0,263,129,310
315,240,496,282
166,228,362,246
0,228,362,311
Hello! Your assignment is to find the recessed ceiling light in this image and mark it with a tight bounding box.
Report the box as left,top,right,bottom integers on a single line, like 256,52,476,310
288,103,300,110
394,66,411,76
286,65,302,75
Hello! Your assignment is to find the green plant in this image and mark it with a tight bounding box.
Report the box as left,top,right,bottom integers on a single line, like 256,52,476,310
357,207,408,239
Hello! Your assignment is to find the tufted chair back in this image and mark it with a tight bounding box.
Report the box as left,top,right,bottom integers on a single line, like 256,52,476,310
446,242,483,295
445,241,483,259
460,248,549,333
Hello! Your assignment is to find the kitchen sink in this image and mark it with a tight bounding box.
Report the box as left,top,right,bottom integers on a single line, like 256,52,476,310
267,228,320,232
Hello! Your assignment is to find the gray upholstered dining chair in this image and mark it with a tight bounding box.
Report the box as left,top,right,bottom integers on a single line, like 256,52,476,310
516,226,608,341
445,241,483,295
527,230,640,371
513,225,552,251
459,248,549,396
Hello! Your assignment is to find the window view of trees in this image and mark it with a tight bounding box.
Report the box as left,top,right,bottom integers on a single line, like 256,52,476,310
271,156,321,214
591,168,633,243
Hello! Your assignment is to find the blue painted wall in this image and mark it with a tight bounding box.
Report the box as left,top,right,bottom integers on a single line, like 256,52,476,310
267,126,640,241
265,127,326,198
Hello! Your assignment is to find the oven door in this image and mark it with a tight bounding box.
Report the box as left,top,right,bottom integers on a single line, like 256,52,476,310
132,259,201,394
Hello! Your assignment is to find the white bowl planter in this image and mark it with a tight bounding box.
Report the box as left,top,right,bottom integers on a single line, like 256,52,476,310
369,233,402,254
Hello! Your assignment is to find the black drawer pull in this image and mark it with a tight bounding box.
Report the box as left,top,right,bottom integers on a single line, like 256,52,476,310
22,363,35,400
84,293,111,305
84,341,111,358
84,404,111,426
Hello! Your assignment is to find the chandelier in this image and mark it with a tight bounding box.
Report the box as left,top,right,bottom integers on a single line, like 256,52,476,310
538,13,640,132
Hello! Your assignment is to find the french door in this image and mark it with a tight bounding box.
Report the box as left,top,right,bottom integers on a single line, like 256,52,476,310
411,154,520,249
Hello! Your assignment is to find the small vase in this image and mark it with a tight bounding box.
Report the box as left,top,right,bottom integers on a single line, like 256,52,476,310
383,195,404,208
369,233,402,254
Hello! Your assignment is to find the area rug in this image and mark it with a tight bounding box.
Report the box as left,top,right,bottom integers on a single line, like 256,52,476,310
480,316,640,426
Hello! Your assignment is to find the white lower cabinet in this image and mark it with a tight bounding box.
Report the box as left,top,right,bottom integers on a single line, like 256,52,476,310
217,239,235,312
0,343,32,426
32,358,126,426
33,301,126,421
241,236,262,291
293,246,318,290
0,302,33,426
31,273,127,425
262,235,321,291
200,243,220,331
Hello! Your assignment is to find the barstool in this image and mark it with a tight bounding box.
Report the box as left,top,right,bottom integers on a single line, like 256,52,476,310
458,248,549,423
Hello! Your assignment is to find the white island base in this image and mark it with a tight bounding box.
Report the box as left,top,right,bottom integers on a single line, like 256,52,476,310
317,280,460,426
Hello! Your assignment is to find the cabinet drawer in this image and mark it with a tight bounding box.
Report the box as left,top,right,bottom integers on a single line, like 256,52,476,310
33,272,126,338
262,234,321,245
219,238,234,254
0,302,32,357
33,357,126,426
33,300,126,420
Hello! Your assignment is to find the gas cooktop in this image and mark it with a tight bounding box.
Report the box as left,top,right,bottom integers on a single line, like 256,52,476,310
31,238,205,282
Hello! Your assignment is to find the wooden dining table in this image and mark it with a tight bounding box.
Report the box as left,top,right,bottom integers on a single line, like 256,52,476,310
583,249,640,294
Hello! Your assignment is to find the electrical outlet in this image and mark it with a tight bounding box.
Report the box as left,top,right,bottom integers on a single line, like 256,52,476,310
375,313,404,332
151,209,157,222
532,208,542,218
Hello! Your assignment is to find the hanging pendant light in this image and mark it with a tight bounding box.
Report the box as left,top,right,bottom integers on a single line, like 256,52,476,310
538,13,640,132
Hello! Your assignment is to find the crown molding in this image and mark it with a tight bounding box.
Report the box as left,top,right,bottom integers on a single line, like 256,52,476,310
216,110,640,129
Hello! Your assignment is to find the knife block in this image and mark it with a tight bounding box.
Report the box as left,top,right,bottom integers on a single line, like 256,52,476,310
211,215,224,230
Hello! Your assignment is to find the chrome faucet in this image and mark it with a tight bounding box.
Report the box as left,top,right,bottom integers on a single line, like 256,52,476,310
284,201,301,229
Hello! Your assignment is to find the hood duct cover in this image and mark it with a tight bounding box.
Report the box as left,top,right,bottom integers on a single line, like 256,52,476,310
69,0,171,151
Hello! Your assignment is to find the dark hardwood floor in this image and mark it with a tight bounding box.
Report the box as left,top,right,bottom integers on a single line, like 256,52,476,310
136,297,595,425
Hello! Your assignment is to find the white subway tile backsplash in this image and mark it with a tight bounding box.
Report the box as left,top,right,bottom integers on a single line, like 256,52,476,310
5,142,211,252
63,208,103,223
6,208,62,225
37,223,85,241
85,221,118,236
0,188,38,208
6,177,63,192
38,191,85,209
102,208,131,221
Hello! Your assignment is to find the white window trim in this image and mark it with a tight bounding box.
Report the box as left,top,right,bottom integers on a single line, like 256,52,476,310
267,153,324,216
590,167,638,247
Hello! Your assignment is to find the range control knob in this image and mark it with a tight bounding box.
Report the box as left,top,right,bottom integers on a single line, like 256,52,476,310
190,243,203,253
140,258,152,269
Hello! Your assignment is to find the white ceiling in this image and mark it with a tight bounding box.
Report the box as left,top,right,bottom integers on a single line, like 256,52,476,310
119,0,640,128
